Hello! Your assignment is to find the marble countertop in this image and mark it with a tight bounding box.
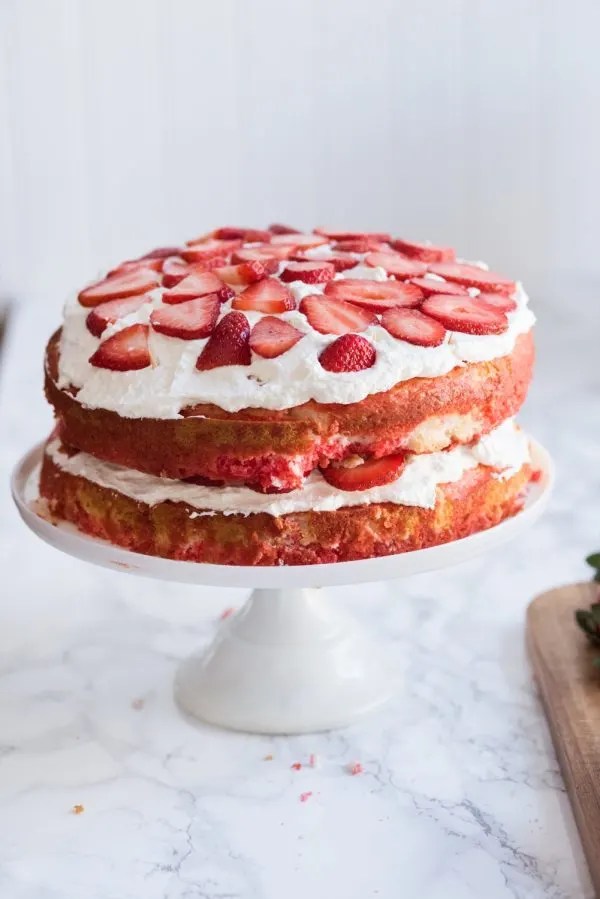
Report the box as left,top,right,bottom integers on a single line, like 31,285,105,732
1,282,599,899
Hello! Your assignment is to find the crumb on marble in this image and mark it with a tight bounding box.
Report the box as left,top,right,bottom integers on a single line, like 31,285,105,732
291,762,302,771
264,754,274,761
220,607,236,620
131,698,145,710
348,762,363,776
71,804,85,815
299,792,313,803
309,753,318,768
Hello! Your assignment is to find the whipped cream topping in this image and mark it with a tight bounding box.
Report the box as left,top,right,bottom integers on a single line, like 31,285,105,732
55,253,535,418
45,419,530,517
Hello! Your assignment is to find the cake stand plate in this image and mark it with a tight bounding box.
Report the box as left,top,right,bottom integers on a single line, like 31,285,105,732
12,441,554,734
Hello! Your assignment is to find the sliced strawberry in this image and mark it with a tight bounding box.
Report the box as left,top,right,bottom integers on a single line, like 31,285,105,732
270,232,328,249
319,334,376,373
390,238,455,263
196,311,251,370
213,227,272,242
151,295,219,340
365,252,428,279
231,247,281,269
421,295,509,335
474,291,518,313
332,238,391,253
108,257,163,277
291,250,357,273
381,308,446,347
89,324,151,371
250,316,304,358
214,261,270,287
162,271,233,305
280,261,335,284
86,295,149,338
324,278,422,312
409,276,469,298
268,223,299,235
78,269,159,308
232,278,296,313
315,228,390,242
162,257,192,288
321,453,405,491
180,238,241,265
428,262,516,296
300,295,376,335
142,246,182,260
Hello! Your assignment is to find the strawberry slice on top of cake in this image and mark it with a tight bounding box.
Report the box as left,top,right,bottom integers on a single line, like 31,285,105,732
40,226,536,565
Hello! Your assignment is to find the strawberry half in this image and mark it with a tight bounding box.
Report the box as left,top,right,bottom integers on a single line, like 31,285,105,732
89,324,151,371
409,276,468,298
214,261,271,286
196,311,251,371
108,257,163,277
421,295,509,335
320,453,405,491
390,238,455,263
270,232,328,249
231,247,282,269
332,238,391,253
365,252,428,279
315,228,391,242
213,227,272,242
180,238,241,265
161,257,191,288
78,269,159,308
381,308,446,347
475,291,518,313
142,246,182,260
428,262,516,296
268,223,300,235
249,316,304,358
319,334,376,373
151,295,220,340
300,295,376,335
291,250,357,273
324,278,422,312
233,278,296,313
280,261,335,284
163,272,233,305
86,295,149,337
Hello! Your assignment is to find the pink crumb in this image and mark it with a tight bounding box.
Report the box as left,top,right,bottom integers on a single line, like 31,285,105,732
299,792,313,803
348,762,363,776
220,607,236,620
309,754,318,768
131,698,145,710
291,762,302,771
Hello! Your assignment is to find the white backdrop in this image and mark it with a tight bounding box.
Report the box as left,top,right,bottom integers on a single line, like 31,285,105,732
1,0,599,306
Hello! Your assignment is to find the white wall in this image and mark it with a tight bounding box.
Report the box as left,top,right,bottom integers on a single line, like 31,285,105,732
1,0,599,306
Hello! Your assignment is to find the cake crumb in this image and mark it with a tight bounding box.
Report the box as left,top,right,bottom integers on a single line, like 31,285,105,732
131,698,145,710
220,607,236,620
72,804,85,815
348,762,363,776
264,754,274,761
299,792,313,803
291,762,302,771
309,753,318,768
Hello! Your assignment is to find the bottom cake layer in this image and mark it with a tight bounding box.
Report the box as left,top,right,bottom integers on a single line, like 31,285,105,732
39,437,533,566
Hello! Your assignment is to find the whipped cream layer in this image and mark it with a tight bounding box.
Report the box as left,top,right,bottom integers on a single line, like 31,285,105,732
55,253,535,418
46,419,530,517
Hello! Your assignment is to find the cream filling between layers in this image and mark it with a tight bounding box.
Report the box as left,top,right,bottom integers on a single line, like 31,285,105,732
55,254,535,417
45,419,530,517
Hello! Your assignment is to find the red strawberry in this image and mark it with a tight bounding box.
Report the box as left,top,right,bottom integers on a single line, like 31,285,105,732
291,250,357,272
270,232,328,249
381,308,446,347
249,316,304,358
163,272,233,305
390,238,455,263
268,223,299,235
315,228,391,242
150,295,220,340
162,257,191,288
421,294,508,335
213,227,272,242
409,276,468,298
365,252,428,279
180,238,241,265
108,257,163,277
78,269,159,308
324,278,422,312
231,247,281,270
142,246,182,260
89,324,151,371
196,311,251,370
280,261,335,284
86,295,149,337
475,291,518,313
214,261,270,286
319,334,376,372
320,453,405,491
233,278,296,313
300,295,376,335
332,238,391,253
428,262,516,295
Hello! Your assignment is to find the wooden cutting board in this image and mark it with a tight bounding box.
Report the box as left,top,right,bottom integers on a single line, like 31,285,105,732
527,582,600,889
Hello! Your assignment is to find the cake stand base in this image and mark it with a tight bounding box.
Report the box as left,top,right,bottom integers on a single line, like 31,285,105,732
175,587,390,734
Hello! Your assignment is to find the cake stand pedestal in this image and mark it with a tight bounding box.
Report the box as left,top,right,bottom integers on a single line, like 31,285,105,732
12,441,553,734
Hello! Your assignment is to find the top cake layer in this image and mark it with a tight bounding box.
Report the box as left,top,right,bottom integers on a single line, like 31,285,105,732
54,226,535,419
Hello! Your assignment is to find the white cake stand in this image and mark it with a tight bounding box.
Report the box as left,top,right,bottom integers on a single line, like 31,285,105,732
11,441,554,734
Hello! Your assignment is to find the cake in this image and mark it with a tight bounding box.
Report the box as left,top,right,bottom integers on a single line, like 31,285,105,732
40,225,536,566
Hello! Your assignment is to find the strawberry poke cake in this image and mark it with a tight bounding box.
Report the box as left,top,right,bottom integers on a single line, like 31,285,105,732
40,225,536,565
